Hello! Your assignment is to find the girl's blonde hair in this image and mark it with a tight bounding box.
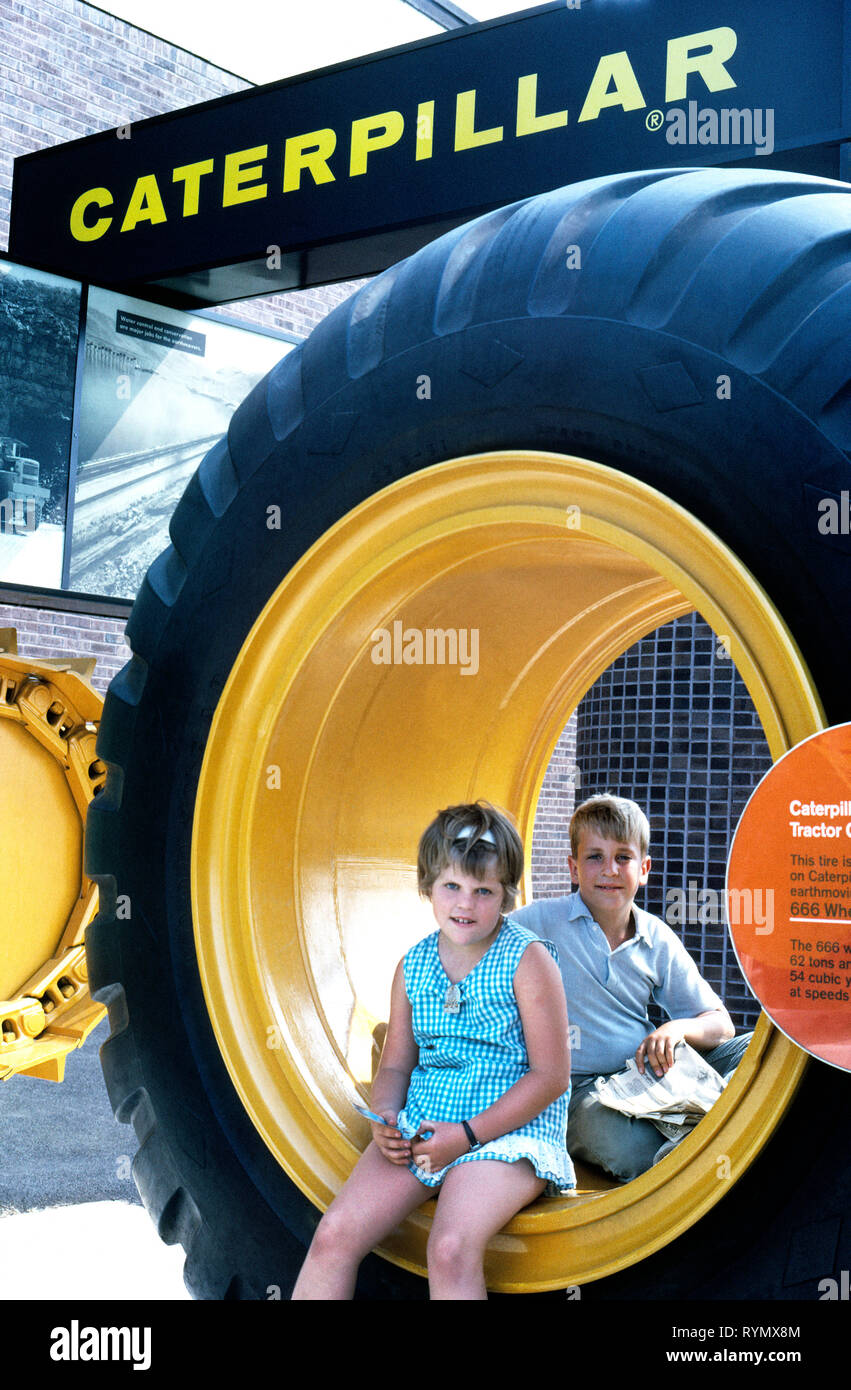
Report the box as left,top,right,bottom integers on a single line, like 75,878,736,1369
417,800,524,912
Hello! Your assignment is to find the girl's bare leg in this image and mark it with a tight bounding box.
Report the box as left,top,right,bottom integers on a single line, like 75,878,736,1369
426,1159,545,1300
291,1143,430,1300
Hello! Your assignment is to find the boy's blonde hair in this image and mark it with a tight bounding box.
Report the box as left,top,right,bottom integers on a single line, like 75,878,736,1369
417,800,524,912
569,794,650,858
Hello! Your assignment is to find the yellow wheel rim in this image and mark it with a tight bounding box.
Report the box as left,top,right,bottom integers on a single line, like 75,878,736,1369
192,451,820,1291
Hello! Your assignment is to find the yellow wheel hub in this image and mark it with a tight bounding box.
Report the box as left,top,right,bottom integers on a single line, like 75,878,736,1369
192,452,820,1290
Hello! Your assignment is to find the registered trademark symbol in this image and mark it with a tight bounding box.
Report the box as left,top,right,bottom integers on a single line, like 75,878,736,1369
646,109,664,131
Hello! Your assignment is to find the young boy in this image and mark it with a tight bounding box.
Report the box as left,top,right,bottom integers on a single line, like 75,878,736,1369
511,794,751,1182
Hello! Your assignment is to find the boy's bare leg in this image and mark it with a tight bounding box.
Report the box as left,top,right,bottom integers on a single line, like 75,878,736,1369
426,1158,545,1301
291,1143,430,1300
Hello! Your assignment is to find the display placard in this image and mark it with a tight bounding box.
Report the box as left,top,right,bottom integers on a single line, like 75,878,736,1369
727,724,851,1070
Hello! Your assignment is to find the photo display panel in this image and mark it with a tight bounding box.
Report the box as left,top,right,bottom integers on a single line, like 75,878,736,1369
68,287,294,600
0,261,81,588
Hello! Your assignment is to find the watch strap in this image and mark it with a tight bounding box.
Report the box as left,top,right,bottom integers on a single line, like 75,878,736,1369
462,1119,482,1151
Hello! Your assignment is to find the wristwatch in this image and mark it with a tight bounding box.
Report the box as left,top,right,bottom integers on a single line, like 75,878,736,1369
462,1120,482,1151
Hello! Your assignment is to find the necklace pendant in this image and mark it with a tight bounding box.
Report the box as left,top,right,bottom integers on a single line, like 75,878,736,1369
444,982,462,1014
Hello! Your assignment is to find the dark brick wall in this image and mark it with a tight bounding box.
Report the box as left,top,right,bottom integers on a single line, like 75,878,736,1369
530,714,578,899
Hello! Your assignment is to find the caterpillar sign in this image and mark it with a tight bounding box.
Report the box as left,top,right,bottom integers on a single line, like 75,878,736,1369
9,0,850,306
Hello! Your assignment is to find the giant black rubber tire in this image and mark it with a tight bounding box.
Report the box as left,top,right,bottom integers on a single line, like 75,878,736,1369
87,166,851,1300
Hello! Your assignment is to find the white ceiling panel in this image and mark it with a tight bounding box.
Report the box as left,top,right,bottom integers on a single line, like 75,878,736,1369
97,0,445,84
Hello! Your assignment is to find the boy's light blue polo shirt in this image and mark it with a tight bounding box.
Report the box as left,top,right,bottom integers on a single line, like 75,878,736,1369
510,893,724,1079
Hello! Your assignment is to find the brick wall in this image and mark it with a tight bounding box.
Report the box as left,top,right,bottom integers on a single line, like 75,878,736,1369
529,714,578,898
0,0,366,338
0,597,130,693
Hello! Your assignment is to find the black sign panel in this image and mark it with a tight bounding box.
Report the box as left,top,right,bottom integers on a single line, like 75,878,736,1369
9,0,849,307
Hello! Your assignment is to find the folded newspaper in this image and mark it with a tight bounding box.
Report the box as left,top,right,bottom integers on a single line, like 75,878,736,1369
593,1042,728,1141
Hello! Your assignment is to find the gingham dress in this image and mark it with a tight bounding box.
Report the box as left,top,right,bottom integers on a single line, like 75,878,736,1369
396,919,575,1191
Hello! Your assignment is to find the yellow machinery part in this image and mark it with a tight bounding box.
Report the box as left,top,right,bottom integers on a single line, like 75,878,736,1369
0,627,106,1081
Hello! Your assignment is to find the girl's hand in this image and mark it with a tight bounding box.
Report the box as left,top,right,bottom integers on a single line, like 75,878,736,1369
371,1114,412,1166
368,960,418,1166
410,1120,468,1177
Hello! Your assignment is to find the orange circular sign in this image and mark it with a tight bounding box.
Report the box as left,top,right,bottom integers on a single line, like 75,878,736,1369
727,723,851,1071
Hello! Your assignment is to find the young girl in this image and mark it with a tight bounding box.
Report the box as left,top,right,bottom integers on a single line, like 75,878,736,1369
291,800,574,1301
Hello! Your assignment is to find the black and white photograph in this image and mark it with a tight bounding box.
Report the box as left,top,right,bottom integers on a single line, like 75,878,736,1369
68,288,293,599
0,260,80,587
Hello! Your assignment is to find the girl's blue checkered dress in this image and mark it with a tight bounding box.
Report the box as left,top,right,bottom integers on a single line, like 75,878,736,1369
396,919,575,1191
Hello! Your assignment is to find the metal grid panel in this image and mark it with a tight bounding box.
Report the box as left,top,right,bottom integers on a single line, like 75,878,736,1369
572,614,771,1029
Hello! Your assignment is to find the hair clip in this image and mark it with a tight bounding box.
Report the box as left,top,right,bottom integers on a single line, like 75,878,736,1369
452,825,497,846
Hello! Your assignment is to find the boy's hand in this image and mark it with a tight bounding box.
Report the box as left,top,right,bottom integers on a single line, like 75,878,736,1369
410,1120,468,1176
371,1114,412,1166
635,1021,687,1077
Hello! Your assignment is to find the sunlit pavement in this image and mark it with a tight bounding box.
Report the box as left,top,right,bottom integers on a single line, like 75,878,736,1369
0,1201,191,1300
0,1019,191,1299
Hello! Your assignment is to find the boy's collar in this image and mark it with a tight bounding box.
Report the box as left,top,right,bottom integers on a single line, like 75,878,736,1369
572,891,652,942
